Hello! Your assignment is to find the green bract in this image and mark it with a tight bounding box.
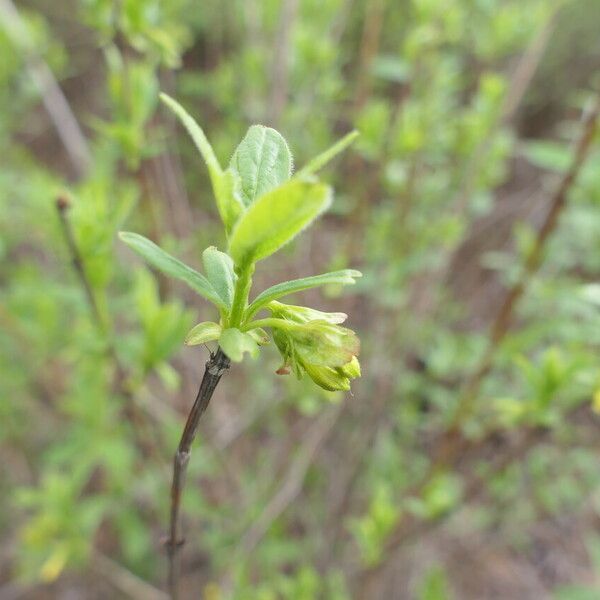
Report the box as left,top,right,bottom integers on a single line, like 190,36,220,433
120,93,362,391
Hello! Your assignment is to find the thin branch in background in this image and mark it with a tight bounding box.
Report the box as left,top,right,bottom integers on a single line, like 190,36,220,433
55,195,168,463
501,10,557,124
353,96,600,597
408,8,558,319
55,196,105,329
93,552,169,600
268,0,299,127
236,404,342,556
451,7,558,218
166,348,230,600
351,411,568,600
449,95,600,427
0,0,91,178
353,0,385,112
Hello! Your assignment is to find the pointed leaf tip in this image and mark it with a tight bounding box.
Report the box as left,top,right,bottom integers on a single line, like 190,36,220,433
297,130,359,177
230,125,292,207
159,92,242,232
119,231,225,309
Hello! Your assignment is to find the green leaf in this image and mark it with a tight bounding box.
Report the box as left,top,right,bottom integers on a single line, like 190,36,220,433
185,321,222,346
296,130,358,177
160,93,242,232
230,125,292,207
202,246,236,308
522,140,571,173
119,232,225,309
246,269,362,319
219,328,259,362
229,179,332,269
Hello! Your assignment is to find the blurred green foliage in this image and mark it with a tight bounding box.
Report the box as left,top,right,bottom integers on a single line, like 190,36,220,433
2,0,600,598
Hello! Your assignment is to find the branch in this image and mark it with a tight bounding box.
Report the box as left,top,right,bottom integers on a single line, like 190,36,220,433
352,95,600,597
237,404,342,556
268,0,299,127
93,552,169,600
166,348,230,600
450,95,600,427
0,0,91,178
55,196,104,329
55,195,168,464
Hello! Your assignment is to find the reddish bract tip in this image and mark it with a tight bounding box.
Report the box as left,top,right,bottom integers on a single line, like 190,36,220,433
276,366,291,375
56,195,71,211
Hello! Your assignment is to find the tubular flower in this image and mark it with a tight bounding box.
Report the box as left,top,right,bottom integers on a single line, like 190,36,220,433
268,301,361,391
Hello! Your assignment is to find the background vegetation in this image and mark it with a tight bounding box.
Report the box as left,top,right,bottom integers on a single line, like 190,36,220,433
2,0,600,598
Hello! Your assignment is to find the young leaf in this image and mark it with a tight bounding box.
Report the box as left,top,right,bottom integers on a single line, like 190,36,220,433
296,130,359,177
202,246,236,308
119,232,225,309
185,321,222,346
219,328,259,362
229,179,332,269
230,125,292,207
246,269,362,319
160,93,242,232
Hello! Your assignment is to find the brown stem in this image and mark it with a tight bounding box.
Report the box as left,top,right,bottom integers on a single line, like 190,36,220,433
353,95,600,597
1,0,91,178
449,95,599,428
166,348,230,600
55,195,166,462
55,196,105,329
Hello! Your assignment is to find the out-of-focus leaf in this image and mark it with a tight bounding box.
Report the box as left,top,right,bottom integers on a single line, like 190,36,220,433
160,93,243,232
523,140,571,173
297,130,359,177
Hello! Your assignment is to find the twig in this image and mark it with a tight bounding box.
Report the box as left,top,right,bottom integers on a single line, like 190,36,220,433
0,0,91,178
166,348,230,600
449,95,600,427
451,8,558,218
353,0,385,112
55,196,105,329
93,552,169,600
55,195,167,463
352,420,557,599
236,404,342,556
268,0,299,127
352,96,600,597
